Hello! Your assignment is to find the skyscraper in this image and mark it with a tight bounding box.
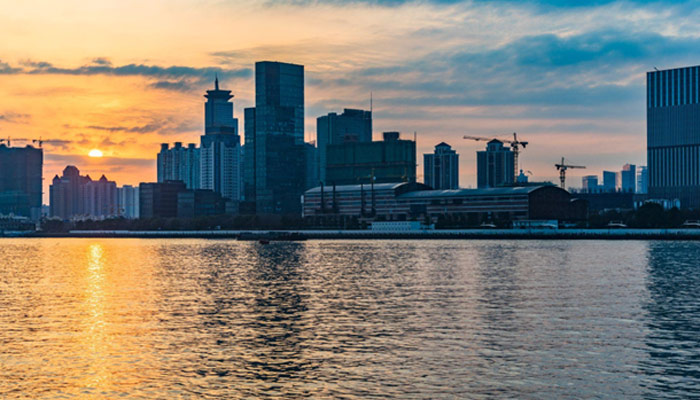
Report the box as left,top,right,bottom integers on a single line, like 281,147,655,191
245,61,306,214
647,65,700,208
477,140,514,188
602,171,616,192
424,142,459,190
200,78,242,202
637,166,648,194
582,175,599,193
0,144,42,219
317,109,372,182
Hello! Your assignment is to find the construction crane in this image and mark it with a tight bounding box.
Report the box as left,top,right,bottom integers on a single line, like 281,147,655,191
555,157,586,189
464,132,528,179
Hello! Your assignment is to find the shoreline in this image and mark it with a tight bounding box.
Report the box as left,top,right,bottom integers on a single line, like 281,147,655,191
6,228,700,240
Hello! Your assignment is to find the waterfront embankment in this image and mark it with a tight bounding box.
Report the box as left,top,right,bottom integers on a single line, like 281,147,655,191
19,228,700,240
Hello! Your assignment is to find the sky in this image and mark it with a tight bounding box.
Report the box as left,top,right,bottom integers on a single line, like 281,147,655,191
1,0,699,202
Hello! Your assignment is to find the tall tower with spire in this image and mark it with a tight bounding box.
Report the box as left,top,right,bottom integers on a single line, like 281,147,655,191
200,77,242,202
204,76,238,135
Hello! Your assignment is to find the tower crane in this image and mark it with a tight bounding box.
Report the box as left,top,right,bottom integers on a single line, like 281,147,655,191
555,157,586,189
464,132,528,179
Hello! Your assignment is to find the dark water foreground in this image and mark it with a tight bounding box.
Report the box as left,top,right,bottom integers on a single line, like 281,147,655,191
1,239,699,399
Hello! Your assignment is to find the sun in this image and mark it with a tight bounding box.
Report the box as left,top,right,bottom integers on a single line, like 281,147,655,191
88,149,103,158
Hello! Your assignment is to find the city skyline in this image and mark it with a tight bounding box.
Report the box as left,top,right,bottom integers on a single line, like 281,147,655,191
2,1,698,202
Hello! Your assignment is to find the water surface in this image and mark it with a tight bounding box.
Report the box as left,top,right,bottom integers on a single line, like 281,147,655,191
1,239,699,399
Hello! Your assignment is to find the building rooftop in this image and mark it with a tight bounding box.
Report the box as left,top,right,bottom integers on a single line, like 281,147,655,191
398,185,561,198
305,182,419,194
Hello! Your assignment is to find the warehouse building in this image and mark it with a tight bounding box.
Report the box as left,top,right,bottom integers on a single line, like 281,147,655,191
303,182,586,224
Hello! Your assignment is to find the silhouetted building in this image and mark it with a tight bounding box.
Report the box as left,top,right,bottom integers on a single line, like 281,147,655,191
477,139,514,188
575,192,635,211
118,185,139,219
0,144,42,219
325,132,416,185
50,166,118,219
317,108,372,182
304,142,319,190
424,142,459,189
139,181,187,218
200,78,242,202
157,142,200,189
244,61,306,214
648,65,700,208
177,189,226,218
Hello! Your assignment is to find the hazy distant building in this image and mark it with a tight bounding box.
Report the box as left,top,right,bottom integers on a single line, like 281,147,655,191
50,166,118,219
139,181,187,218
477,139,514,188
647,65,700,208
157,142,200,189
602,171,616,192
200,78,242,202
582,175,599,193
325,132,416,185
0,144,42,219
424,142,459,190
620,164,636,193
317,109,372,182
244,61,306,214
118,185,139,219
637,166,648,194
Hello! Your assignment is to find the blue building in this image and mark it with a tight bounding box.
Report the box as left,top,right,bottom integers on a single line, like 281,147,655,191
477,140,514,188
0,144,43,220
244,61,307,215
424,142,459,190
647,65,700,208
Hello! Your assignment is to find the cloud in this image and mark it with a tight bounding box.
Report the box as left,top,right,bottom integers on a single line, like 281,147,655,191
0,112,31,123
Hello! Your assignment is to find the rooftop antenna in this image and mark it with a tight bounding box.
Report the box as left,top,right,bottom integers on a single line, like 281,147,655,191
370,91,373,113
654,66,659,72
215,73,219,90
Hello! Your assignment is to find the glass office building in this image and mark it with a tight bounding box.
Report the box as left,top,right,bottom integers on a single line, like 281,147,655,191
647,65,700,208
246,61,306,215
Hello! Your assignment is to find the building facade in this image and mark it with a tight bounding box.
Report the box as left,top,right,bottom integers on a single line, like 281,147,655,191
582,175,599,193
157,142,200,189
477,139,514,188
424,142,459,190
0,144,42,219
245,61,307,215
317,108,372,182
200,78,242,202
325,132,416,185
620,164,636,193
647,65,700,208
637,166,648,194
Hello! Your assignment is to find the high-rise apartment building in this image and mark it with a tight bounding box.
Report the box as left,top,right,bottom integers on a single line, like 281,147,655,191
244,61,306,214
50,166,118,220
0,144,42,219
477,140,514,188
602,171,617,192
157,142,200,189
118,185,139,219
647,65,700,208
424,142,459,189
200,78,242,202
582,175,599,193
317,109,372,182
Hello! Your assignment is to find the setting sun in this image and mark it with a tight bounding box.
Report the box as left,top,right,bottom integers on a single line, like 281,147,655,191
88,149,103,158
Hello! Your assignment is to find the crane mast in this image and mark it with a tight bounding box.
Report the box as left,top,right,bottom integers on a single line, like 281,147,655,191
463,132,528,179
554,157,586,189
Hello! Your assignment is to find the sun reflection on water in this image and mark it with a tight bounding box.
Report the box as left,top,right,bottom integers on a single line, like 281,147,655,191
83,242,110,394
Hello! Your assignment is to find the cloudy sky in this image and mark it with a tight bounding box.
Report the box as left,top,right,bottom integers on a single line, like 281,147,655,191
1,0,699,199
